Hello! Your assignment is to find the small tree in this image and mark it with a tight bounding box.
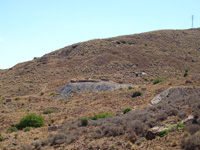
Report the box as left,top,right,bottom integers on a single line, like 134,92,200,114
16,113,45,129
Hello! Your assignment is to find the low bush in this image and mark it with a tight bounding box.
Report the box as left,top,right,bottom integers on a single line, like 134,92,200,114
132,91,143,97
177,122,184,129
160,129,170,137
88,113,113,120
123,108,132,114
156,112,167,121
43,109,54,114
15,97,20,100
185,124,200,135
184,70,188,77
6,127,18,133
153,78,165,85
16,113,45,129
81,118,88,126
181,131,200,150
0,134,4,142
184,72,188,77
128,86,134,90
24,127,31,132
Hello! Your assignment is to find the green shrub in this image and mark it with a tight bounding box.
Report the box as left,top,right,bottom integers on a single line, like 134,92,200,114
0,134,3,142
15,97,20,100
153,78,165,85
6,127,18,133
40,92,44,96
132,91,143,97
16,113,45,129
21,102,24,106
81,118,88,126
88,113,113,120
43,109,54,114
24,127,31,132
177,122,184,129
160,129,170,137
123,108,132,114
51,119,55,123
0,97,6,101
128,86,134,90
168,83,173,85
184,72,188,77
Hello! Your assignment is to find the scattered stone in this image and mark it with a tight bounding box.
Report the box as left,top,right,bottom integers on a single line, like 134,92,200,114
6,99,12,103
141,88,146,91
48,126,58,131
146,126,168,140
185,80,192,84
181,115,194,124
151,87,173,104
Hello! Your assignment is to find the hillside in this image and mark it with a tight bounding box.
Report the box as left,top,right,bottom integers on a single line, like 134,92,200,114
0,28,200,98
0,29,200,150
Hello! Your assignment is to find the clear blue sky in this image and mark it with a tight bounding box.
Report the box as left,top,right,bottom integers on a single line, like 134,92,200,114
0,0,199,69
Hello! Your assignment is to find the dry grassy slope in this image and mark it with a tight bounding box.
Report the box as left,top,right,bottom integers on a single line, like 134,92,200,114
0,29,200,98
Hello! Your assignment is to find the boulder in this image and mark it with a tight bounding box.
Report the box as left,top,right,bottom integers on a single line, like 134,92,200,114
146,126,168,140
48,126,58,131
6,99,12,103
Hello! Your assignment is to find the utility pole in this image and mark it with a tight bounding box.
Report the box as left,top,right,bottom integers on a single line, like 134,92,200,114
192,15,194,28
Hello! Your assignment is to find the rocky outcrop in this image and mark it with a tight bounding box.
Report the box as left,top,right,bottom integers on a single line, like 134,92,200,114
56,81,134,99
151,86,200,105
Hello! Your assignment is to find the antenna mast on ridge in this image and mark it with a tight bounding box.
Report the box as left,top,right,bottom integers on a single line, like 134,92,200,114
192,15,194,28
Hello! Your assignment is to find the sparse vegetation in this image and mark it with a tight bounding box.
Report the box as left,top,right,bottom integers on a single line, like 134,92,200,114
153,78,165,85
49,92,61,96
123,108,132,114
24,127,31,132
43,109,54,114
0,134,4,142
6,127,18,133
0,97,6,101
88,113,113,120
1,29,200,149
160,129,170,137
177,122,184,129
51,119,55,123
